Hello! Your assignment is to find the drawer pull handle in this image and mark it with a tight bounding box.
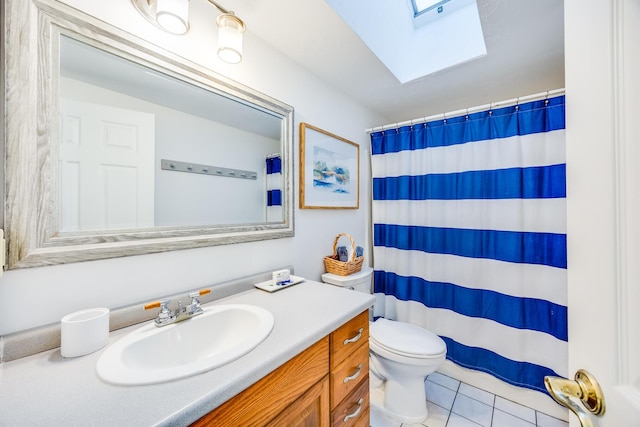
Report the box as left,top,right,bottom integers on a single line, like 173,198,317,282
343,328,364,346
343,363,363,384
343,398,364,422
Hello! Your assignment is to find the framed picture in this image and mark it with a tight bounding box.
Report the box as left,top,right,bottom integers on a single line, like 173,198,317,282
299,122,359,209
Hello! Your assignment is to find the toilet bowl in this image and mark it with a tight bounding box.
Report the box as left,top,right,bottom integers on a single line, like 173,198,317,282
369,318,446,422
321,267,447,423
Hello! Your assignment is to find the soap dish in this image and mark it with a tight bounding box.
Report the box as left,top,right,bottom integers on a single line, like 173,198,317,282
254,275,305,293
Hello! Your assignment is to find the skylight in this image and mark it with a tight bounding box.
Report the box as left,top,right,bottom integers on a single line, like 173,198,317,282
409,0,471,28
412,0,450,17
325,0,486,84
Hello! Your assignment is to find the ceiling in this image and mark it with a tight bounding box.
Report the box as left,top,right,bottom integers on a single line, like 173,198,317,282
231,0,565,126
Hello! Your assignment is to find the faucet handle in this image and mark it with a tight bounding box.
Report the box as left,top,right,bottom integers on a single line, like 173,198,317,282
188,289,211,299
187,289,210,313
144,299,172,319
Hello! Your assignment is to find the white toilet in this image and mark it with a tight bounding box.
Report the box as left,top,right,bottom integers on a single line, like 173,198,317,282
322,267,447,424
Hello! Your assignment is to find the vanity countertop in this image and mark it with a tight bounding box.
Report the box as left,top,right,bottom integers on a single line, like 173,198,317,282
0,280,374,426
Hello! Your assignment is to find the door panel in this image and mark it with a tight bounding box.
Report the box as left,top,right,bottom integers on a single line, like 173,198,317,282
565,0,640,424
60,99,155,231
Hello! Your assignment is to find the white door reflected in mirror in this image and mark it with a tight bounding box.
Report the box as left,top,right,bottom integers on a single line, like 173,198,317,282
60,99,155,231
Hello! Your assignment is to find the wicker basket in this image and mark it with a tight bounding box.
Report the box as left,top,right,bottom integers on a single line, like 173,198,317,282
324,233,364,276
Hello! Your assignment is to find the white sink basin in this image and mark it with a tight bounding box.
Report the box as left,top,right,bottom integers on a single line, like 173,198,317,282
96,304,274,385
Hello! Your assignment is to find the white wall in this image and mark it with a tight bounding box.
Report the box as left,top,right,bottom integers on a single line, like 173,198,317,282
0,0,385,335
154,110,278,226
62,78,279,226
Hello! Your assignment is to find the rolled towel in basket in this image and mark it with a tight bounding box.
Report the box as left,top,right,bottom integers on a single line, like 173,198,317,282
337,246,348,262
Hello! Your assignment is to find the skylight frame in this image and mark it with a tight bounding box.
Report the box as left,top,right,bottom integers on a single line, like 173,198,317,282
411,0,451,18
409,0,474,29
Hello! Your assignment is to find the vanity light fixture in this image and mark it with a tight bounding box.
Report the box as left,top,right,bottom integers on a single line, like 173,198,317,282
131,0,246,63
215,11,246,64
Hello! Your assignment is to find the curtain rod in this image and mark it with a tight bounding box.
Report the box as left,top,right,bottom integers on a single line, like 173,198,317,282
365,88,565,133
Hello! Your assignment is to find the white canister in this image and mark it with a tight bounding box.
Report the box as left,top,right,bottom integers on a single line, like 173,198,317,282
60,308,110,358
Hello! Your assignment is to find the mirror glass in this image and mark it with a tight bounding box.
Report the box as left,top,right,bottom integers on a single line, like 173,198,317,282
3,0,294,268
60,36,284,231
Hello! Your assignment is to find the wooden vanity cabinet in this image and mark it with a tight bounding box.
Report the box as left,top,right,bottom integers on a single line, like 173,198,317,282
191,310,370,427
329,310,370,427
191,337,329,427
266,377,329,427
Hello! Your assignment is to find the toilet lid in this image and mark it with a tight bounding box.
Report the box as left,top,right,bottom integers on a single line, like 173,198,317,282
370,318,446,357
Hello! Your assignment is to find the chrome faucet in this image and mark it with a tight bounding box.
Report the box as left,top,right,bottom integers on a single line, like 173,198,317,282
144,289,211,327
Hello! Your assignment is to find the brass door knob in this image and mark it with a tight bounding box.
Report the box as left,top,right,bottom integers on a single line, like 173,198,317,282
544,369,605,427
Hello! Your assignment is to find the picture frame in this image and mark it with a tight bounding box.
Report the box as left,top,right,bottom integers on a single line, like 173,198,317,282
299,122,359,209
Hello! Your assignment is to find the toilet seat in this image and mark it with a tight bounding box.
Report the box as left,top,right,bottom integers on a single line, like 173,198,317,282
370,318,446,359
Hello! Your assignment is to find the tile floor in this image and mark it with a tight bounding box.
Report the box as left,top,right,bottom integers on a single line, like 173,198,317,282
370,372,569,427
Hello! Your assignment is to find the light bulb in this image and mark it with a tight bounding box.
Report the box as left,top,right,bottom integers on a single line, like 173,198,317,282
156,0,190,35
217,14,245,64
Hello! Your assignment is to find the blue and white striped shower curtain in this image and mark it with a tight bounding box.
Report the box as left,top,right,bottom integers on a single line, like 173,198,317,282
266,154,282,222
370,95,567,393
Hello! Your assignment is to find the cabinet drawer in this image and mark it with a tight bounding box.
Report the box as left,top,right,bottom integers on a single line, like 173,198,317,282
330,310,369,369
330,341,369,409
331,375,370,427
350,411,370,427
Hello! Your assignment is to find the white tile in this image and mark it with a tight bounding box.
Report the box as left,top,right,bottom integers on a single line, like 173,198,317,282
492,409,535,427
451,393,493,427
536,412,569,427
370,407,403,427
427,371,461,392
457,383,495,407
494,397,536,424
445,413,483,427
425,379,457,410
422,401,450,427
400,422,427,427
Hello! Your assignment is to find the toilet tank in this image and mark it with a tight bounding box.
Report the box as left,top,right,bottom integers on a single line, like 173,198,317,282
321,266,373,294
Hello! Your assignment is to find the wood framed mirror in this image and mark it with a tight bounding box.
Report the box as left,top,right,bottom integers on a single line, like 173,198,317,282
3,0,294,268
